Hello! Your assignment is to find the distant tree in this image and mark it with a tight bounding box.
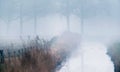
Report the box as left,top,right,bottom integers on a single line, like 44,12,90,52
52,0,77,31
0,0,18,33
32,0,52,35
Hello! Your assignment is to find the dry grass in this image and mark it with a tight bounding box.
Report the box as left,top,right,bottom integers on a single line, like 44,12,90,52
4,45,66,72
4,48,65,72
3,39,67,72
2,32,80,72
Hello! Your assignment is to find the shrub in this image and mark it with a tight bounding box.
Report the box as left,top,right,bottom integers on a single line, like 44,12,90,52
107,42,120,72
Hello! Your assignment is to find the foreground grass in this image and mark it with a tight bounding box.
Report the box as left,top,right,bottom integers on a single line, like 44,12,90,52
4,48,62,72
1,32,80,72
2,38,67,72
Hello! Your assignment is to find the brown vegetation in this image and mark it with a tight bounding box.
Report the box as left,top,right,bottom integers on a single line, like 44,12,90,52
2,32,80,72
4,45,65,72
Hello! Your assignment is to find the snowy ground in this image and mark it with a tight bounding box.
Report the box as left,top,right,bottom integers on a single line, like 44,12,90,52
59,42,114,72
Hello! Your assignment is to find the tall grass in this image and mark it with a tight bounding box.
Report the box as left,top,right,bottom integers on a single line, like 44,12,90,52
3,37,67,72
2,32,80,72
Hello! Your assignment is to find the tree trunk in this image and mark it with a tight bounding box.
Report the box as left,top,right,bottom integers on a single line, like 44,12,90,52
66,15,70,31
6,0,10,35
66,0,70,31
33,0,37,36
20,1,23,35
6,19,10,34
80,0,84,72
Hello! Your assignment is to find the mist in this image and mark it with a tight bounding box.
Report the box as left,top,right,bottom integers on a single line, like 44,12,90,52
0,0,120,72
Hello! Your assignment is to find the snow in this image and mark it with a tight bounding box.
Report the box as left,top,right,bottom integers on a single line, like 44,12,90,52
59,42,114,72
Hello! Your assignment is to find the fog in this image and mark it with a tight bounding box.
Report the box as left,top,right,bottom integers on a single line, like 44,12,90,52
0,15,120,42
0,0,120,72
0,0,120,38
